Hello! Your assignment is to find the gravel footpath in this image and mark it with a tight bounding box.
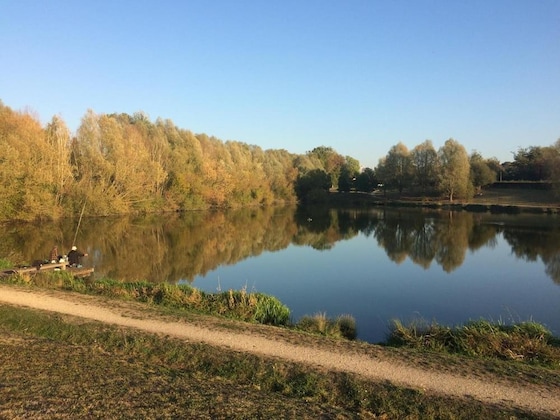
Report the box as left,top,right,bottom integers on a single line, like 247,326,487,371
0,285,558,418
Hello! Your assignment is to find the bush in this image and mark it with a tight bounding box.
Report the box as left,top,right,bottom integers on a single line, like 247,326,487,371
336,314,357,340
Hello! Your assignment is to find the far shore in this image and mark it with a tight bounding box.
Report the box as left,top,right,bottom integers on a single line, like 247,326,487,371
327,183,560,215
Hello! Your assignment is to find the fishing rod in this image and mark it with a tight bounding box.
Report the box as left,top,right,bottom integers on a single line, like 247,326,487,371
72,200,87,247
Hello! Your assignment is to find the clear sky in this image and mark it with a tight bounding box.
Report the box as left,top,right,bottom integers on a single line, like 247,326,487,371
1,0,559,169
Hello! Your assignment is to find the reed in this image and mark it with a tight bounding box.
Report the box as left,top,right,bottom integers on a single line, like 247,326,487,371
297,312,357,340
387,318,560,368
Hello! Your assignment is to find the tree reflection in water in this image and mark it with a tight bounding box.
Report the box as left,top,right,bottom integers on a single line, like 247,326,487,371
2,206,560,284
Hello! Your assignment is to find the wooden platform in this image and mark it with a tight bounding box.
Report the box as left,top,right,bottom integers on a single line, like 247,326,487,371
1,261,94,278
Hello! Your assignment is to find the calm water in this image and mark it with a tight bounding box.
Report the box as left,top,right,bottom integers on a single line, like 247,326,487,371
3,206,560,343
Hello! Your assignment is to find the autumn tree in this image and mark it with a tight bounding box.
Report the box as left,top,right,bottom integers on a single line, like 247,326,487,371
0,103,65,220
45,115,73,207
262,149,298,201
438,139,471,201
411,140,438,195
381,142,413,194
72,111,167,214
344,156,361,177
164,124,205,210
307,146,345,189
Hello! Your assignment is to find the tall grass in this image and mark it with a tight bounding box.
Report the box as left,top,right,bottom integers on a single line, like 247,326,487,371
387,318,560,368
297,313,357,340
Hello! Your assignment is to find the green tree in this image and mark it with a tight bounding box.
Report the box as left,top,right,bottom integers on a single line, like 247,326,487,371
295,169,331,202
438,139,470,201
550,139,560,186
337,157,360,193
337,165,353,192
355,168,377,193
469,151,497,195
510,146,558,181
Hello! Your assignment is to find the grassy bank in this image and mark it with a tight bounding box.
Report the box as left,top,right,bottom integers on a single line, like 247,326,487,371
0,269,357,340
387,319,560,369
2,269,559,368
0,305,547,419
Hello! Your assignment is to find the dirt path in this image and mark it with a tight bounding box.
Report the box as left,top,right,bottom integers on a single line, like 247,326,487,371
1,286,559,418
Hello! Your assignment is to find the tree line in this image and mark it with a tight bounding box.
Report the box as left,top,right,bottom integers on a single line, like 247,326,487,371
364,139,560,201
1,99,558,221
0,101,358,221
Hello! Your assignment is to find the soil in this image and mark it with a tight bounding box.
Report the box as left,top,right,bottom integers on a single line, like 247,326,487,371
0,285,559,418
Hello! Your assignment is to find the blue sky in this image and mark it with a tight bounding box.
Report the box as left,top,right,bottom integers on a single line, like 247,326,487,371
1,0,559,169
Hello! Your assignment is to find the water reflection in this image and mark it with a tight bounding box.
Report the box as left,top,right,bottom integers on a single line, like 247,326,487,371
2,206,560,284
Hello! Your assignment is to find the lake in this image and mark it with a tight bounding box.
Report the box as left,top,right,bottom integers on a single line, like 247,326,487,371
3,205,560,343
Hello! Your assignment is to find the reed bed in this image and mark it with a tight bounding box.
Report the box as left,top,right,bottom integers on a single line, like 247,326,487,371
387,318,560,368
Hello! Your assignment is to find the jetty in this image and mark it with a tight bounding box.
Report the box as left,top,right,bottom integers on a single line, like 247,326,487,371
1,261,94,278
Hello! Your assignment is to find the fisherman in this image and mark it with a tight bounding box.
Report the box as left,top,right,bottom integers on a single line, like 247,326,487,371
68,245,88,267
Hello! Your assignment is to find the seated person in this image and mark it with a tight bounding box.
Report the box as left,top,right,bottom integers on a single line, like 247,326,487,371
50,246,60,263
68,246,88,267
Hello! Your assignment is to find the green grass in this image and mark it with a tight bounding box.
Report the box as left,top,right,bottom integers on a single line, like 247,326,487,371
0,258,12,269
387,318,560,368
0,305,545,419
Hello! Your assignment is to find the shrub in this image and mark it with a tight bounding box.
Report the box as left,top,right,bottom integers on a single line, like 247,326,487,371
254,294,291,326
336,314,357,340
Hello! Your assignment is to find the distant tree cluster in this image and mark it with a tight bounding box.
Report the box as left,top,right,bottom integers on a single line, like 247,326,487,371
371,138,560,201
293,146,360,202
501,143,560,183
